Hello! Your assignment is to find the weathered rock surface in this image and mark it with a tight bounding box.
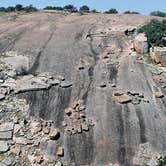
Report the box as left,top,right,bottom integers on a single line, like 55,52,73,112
0,12,165,166
134,33,148,54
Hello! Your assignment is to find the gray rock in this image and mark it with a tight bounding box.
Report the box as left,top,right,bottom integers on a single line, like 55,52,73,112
0,141,9,153
0,122,14,132
0,131,13,140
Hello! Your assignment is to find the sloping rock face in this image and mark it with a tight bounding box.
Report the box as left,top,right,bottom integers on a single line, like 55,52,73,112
150,47,166,66
133,33,148,53
0,12,166,166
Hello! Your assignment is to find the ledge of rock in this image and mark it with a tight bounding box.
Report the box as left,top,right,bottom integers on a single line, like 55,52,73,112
150,47,166,66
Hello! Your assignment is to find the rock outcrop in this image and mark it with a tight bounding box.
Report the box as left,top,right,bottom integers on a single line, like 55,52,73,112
150,47,166,66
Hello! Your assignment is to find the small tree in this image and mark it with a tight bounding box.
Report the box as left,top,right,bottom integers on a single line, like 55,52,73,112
138,19,166,47
63,4,78,13
5,6,15,12
91,9,99,13
24,5,37,13
79,5,90,13
0,7,5,12
104,8,118,14
15,4,23,11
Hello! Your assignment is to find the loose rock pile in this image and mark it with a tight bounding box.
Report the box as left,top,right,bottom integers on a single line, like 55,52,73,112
64,99,94,135
0,51,73,166
113,90,148,105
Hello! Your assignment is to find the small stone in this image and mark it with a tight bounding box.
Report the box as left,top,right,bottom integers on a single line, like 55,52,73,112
56,147,64,157
49,128,60,140
155,91,164,98
0,141,9,153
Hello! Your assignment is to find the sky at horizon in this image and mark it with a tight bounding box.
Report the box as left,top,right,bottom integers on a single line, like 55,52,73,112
0,0,166,14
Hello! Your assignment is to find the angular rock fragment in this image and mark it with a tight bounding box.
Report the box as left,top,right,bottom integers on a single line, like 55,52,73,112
81,123,89,131
56,146,64,157
49,128,60,140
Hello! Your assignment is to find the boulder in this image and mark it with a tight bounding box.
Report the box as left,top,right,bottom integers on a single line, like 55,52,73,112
56,146,64,157
133,33,148,54
49,128,60,140
150,47,166,66
114,94,132,104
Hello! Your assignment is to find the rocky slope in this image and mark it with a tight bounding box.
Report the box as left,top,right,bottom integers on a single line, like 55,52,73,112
0,11,166,166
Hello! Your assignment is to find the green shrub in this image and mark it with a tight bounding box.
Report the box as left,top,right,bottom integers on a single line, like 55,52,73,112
138,19,166,47
79,5,90,13
104,8,118,14
63,4,78,13
124,10,140,14
43,6,63,11
150,11,166,17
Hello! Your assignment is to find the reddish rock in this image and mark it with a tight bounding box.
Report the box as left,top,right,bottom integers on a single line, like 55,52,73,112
114,94,132,104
